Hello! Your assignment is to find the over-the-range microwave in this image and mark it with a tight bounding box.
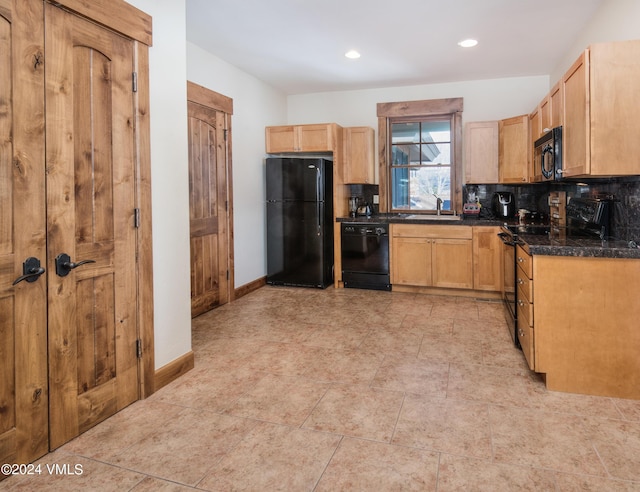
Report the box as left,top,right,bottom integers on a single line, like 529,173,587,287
534,126,563,181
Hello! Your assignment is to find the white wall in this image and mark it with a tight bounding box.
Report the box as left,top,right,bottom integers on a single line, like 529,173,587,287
127,0,192,369
186,43,287,287
288,76,549,130
551,0,640,83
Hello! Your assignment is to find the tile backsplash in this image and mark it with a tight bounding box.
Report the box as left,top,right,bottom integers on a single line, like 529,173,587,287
464,177,640,242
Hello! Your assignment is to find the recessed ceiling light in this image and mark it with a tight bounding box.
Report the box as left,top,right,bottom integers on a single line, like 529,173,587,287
345,50,361,59
458,39,478,48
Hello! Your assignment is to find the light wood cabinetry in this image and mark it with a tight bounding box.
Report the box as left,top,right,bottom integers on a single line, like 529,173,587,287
464,121,499,184
562,40,640,177
265,123,339,153
498,115,529,183
549,81,563,129
530,81,563,182
343,126,375,184
533,255,640,399
472,226,502,292
391,225,473,289
515,246,535,370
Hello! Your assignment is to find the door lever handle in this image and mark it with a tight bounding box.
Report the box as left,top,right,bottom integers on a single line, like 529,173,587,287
13,257,46,285
55,253,96,277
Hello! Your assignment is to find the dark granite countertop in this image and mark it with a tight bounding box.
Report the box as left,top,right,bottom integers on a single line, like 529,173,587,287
517,233,640,259
336,214,504,227
336,214,640,259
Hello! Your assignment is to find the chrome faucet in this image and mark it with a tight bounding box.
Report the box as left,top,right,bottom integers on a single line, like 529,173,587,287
434,194,443,215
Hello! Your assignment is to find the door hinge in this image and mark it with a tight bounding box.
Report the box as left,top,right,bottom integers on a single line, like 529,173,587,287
226,270,229,280
225,201,228,212
132,72,138,93
136,339,143,358
134,208,140,228
223,129,228,141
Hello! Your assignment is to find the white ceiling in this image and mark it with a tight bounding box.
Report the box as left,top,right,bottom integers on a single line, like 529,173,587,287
185,0,605,95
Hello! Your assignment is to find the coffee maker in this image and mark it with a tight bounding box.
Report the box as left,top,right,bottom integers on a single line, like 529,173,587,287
492,192,516,218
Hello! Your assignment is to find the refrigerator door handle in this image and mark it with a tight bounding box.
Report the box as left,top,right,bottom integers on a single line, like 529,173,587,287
316,167,322,235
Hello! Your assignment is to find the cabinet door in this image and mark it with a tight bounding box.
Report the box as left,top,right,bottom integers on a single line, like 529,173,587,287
265,126,296,153
549,81,563,129
431,239,473,289
391,237,431,286
472,227,502,292
499,115,529,183
539,95,551,134
344,126,375,184
590,41,640,175
298,124,334,152
562,51,590,177
464,121,499,184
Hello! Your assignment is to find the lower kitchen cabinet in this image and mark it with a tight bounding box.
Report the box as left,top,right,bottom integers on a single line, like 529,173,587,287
472,226,502,292
516,245,535,370
391,224,473,289
530,254,640,399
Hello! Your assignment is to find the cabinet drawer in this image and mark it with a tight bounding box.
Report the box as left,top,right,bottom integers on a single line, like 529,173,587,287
516,265,533,302
517,286,533,327
516,245,532,278
517,317,535,370
391,224,472,239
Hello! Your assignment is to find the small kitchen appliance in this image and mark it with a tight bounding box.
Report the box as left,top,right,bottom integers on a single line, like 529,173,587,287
348,196,359,218
492,192,516,218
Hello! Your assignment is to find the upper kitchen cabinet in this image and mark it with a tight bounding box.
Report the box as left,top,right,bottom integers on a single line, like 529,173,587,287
530,81,563,182
265,123,341,153
562,40,640,177
499,114,529,183
343,126,375,184
464,121,499,184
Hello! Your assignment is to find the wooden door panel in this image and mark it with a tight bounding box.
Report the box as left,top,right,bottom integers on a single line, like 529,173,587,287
45,4,138,450
0,0,48,470
188,101,229,317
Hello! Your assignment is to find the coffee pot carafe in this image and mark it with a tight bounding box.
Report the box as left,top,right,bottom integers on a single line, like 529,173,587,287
348,196,359,217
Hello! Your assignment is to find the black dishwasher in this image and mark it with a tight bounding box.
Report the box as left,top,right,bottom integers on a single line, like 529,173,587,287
341,223,391,291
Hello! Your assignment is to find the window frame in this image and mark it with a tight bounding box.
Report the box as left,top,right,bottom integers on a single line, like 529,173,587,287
377,98,463,215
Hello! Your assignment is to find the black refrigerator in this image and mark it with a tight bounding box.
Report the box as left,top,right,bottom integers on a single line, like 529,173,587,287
266,157,334,288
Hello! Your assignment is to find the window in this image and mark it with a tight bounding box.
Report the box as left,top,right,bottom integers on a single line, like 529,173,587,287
390,118,452,211
377,98,462,214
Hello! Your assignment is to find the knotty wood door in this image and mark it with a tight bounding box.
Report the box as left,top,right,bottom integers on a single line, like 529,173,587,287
45,4,139,450
0,0,49,468
187,87,232,317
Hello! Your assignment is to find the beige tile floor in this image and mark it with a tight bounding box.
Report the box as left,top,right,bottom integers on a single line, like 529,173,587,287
4,286,640,491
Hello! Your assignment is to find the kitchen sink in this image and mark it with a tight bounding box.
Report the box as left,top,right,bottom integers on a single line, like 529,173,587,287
402,214,462,221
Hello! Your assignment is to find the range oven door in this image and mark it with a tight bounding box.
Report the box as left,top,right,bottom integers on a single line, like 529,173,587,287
498,231,518,347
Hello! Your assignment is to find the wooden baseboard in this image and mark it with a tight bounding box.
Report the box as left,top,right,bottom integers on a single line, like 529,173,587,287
154,351,194,392
234,276,266,300
391,285,502,300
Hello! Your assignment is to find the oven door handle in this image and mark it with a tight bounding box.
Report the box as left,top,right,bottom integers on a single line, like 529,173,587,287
497,232,516,246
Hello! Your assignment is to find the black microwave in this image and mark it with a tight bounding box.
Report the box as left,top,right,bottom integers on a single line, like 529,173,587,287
533,126,562,181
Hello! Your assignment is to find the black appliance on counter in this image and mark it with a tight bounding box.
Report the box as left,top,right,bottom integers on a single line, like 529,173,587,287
498,195,614,347
266,157,333,288
341,222,391,291
491,192,516,218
